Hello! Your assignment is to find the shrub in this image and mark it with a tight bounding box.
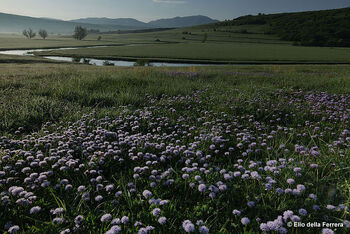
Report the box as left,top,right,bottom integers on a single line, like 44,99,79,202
82,58,91,64
134,59,150,66
103,61,114,66
72,57,81,63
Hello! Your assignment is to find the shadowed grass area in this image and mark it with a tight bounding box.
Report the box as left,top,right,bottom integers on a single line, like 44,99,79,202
1,63,350,135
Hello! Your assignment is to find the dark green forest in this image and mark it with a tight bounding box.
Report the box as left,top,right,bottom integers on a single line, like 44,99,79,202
217,7,350,47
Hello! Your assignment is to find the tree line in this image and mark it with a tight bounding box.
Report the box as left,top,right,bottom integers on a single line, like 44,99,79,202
23,28,48,39
22,26,90,40
216,7,350,47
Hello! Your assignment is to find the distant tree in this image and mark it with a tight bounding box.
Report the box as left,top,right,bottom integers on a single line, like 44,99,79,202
202,33,208,43
73,26,88,40
97,36,102,41
38,29,48,39
23,28,36,39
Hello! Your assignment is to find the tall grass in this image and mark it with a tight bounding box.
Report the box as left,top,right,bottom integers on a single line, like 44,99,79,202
1,64,350,135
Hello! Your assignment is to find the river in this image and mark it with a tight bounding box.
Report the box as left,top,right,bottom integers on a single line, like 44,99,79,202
0,46,213,67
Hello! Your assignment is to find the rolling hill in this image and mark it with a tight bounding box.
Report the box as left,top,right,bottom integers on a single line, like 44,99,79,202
148,15,218,28
0,12,219,34
71,15,218,29
0,12,137,34
216,7,350,47
70,18,150,28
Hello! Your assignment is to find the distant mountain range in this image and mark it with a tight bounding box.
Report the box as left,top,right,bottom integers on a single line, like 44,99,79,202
69,18,151,28
71,15,219,28
148,15,219,28
0,12,218,34
0,12,135,34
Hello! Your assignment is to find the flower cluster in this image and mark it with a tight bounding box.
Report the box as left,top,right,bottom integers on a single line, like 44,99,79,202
0,88,349,233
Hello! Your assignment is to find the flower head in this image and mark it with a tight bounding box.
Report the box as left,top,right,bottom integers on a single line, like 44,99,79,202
8,226,20,233
158,217,167,225
182,220,195,233
199,226,209,234
30,206,41,214
152,208,161,217
241,217,250,225
101,214,112,222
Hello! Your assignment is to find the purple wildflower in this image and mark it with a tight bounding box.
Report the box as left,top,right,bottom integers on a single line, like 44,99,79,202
232,209,241,216
198,226,209,234
322,228,334,234
106,225,121,234
121,216,129,224
30,206,41,214
299,208,307,216
182,220,195,233
198,184,206,193
241,217,250,225
101,214,112,222
152,208,161,217
158,217,167,225
142,190,152,199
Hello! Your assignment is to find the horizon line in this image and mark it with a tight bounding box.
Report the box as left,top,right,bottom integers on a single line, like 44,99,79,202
0,6,348,23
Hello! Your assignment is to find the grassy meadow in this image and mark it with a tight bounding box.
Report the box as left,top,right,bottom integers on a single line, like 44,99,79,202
1,24,350,64
0,33,120,50
1,63,350,135
1,18,350,234
35,42,350,64
0,63,350,233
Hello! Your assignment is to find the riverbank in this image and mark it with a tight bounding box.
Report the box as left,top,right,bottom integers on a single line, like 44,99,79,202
1,62,349,134
2,29,350,65
33,43,350,64
2,46,350,67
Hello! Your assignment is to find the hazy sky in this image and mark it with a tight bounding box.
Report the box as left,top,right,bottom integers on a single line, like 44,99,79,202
1,0,349,22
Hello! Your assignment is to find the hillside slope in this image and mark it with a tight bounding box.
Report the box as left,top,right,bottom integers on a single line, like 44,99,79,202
0,13,219,34
0,13,142,34
149,15,218,28
70,18,151,28
216,7,350,47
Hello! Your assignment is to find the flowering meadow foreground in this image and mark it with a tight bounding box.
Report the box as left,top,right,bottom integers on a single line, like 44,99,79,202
0,65,350,233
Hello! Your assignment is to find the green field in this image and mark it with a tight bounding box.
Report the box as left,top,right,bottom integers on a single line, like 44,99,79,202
1,63,350,135
0,26,284,49
0,33,124,50
35,42,350,63
1,24,350,64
